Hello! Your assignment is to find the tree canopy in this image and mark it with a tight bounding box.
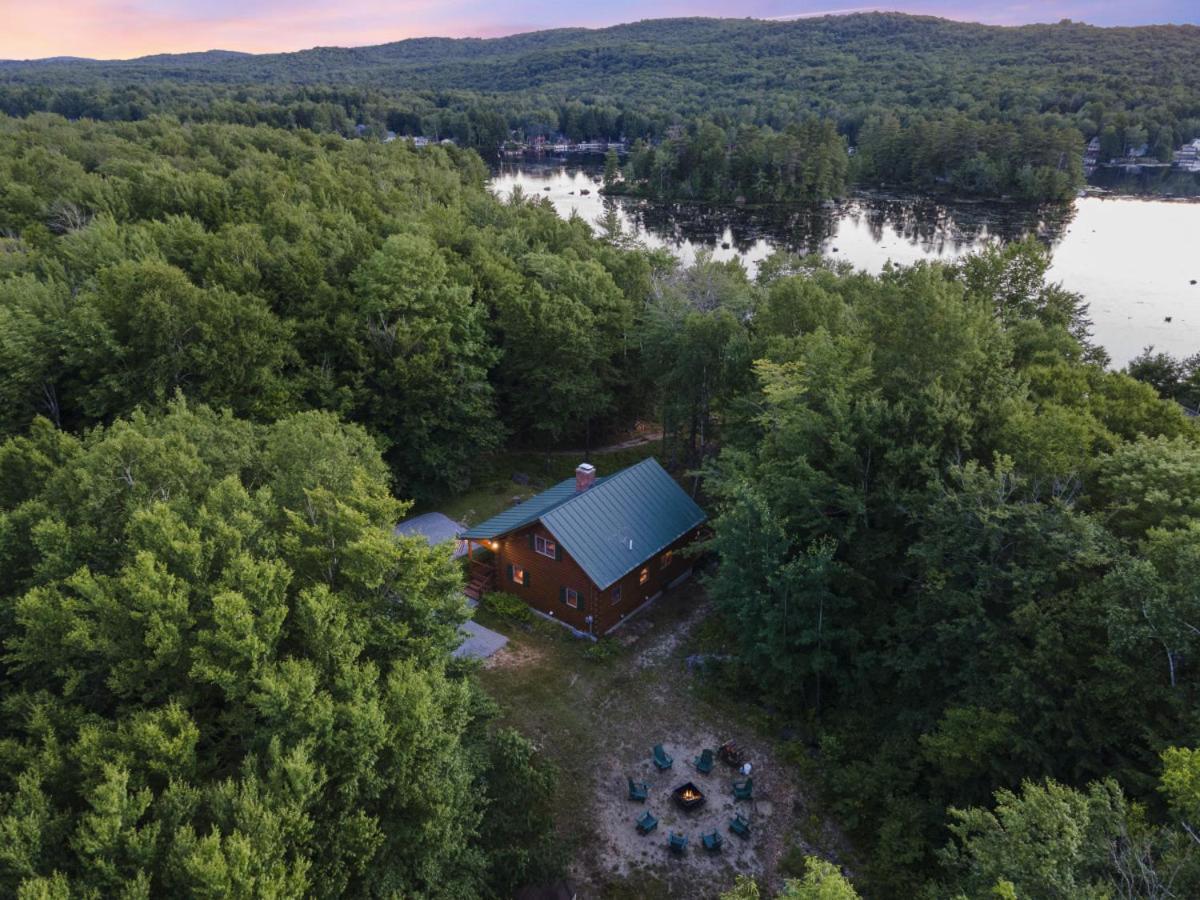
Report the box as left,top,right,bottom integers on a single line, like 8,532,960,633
650,238,1200,894
0,401,558,897
0,114,648,500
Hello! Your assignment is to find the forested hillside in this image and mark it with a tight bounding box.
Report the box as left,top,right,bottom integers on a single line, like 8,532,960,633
2,15,1199,199
4,15,1198,136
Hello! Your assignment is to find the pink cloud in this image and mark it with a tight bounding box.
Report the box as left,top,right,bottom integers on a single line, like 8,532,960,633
1,0,1195,59
1,0,484,58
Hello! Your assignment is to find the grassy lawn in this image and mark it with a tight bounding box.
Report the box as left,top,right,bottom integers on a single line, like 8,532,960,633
423,442,667,527
472,583,851,898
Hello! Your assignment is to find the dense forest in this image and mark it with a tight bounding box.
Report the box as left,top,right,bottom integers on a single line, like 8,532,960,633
674,244,1200,895
0,115,605,897
2,17,1200,896
0,404,562,897
2,15,1199,200
0,115,648,502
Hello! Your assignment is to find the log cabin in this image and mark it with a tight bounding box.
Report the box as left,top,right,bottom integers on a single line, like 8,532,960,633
460,458,707,636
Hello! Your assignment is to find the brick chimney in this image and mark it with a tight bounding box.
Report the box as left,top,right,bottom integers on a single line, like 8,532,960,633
575,462,596,492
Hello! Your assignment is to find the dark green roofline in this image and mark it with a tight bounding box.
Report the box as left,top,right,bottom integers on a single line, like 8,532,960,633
458,473,612,540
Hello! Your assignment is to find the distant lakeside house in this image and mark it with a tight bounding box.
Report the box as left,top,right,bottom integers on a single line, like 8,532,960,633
460,458,707,636
1084,136,1200,175
1176,139,1200,173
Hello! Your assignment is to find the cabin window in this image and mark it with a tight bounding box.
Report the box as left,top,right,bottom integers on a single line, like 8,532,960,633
510,565,526,586
564,588,580,608
534,535,557,559
660,551,674,569
611,585,622,605
639,567,649,585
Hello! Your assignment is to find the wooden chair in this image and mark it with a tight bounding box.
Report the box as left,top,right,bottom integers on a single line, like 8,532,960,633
628,778,649,802
636,810,658,834
668,832,688,855
702,830,723,852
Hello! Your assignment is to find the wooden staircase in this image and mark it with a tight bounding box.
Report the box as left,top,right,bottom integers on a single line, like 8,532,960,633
465,561,495,601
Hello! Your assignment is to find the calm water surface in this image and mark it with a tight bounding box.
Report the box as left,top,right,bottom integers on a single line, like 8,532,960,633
490,162,1200,366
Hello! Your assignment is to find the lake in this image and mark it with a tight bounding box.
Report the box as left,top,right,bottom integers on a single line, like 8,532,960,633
490,162,1200,367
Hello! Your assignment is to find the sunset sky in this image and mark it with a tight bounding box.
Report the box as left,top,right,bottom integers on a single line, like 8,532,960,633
3,0,1198,60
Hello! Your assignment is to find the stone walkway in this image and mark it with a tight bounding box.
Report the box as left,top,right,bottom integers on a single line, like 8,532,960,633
452,618,509,660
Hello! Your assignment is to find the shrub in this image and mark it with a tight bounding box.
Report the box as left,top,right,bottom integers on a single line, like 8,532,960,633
482,590,534,622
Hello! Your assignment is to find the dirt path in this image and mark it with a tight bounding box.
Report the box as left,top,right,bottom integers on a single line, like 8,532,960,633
545,429,665,456
480,585,850,898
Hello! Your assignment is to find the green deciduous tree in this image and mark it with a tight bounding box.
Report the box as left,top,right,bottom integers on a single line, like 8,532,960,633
351,232,500,500
0,401,555,897
941,779,1129,899
720,858,860,900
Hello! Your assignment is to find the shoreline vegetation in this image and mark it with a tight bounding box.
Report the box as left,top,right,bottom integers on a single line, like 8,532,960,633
526,148,1200,204
601,115,1083,203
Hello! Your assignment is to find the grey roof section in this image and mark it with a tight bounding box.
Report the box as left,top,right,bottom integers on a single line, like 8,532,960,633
395,512,467,558
540,458,707,590
452,619,508,659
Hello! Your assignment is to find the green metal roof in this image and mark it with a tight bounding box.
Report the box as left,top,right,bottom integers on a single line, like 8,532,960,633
460,457,707,590
458,474,611,540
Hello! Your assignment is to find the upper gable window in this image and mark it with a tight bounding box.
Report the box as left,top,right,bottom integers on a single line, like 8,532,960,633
535,535,557,559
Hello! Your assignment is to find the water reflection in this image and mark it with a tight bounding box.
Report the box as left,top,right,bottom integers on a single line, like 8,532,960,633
491,162,1200,366
494,162,1073,269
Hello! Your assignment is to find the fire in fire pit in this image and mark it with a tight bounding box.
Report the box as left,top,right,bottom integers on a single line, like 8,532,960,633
673,781,706,811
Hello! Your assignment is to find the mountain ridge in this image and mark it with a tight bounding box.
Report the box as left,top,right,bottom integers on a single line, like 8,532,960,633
2,13,1196,72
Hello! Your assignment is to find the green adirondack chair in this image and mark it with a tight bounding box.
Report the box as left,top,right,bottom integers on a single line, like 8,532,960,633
733,777,753,800
628,778,649,802
636,810,658,834
702,830,723,852
652,744,673,770
668,832,688,855
694,748,714,774
729,813,751,838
